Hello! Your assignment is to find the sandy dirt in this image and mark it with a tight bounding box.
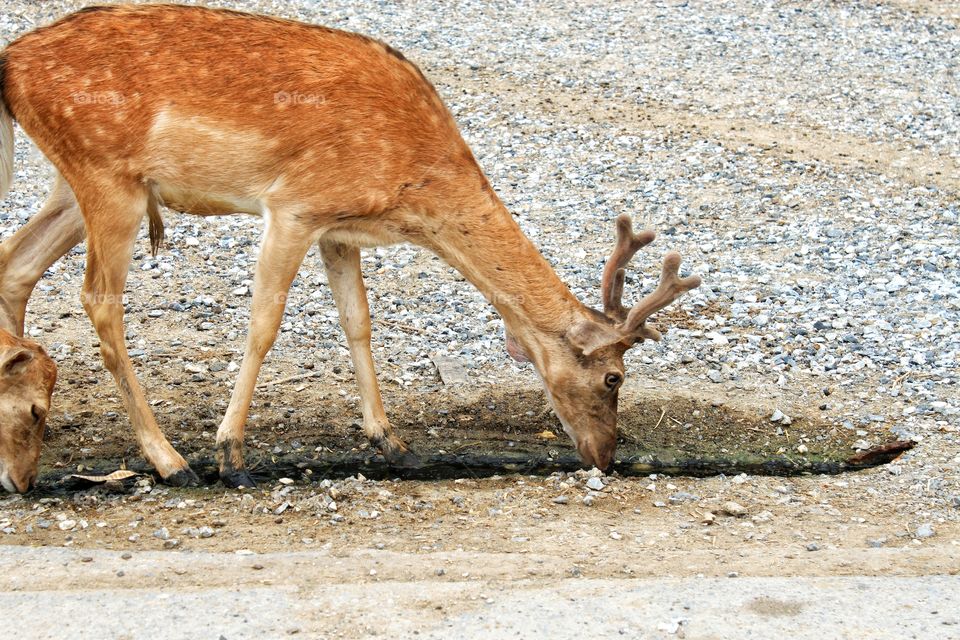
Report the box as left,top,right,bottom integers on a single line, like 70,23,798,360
3,356,955,590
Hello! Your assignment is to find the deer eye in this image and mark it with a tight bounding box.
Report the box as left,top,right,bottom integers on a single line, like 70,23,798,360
604,372,622,390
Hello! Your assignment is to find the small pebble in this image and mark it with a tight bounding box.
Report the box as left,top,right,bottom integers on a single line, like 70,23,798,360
585,477,605,491
722,501,747,517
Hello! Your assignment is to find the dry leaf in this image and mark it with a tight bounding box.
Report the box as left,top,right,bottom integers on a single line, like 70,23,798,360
69,470,140,483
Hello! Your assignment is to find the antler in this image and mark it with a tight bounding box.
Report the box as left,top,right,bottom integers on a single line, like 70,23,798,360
622,251,702,341
601,215,701,343
601,215,655,320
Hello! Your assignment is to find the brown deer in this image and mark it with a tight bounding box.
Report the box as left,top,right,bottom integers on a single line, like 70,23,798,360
0,4,700,489
0,327,56,493
0,179,69,493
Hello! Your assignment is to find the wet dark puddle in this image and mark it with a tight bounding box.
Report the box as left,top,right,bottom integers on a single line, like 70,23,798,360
40,387,913,489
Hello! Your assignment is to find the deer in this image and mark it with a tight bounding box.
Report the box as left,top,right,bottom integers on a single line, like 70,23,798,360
0,4,700,491
0,326,56,493
0,180,73,493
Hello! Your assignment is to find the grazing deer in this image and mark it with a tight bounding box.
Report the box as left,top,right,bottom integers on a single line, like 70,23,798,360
0,326,56,493
0,4,699,489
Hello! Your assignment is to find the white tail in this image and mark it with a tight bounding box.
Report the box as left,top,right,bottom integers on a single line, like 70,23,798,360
0,100,13,200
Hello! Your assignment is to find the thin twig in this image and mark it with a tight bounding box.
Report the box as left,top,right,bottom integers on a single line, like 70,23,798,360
256,371,323,389
653,407,666,430
378,318,422,333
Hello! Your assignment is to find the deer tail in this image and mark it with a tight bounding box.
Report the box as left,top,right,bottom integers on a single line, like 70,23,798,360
146,183,165,257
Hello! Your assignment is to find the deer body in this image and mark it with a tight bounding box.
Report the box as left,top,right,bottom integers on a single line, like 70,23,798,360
0,5,699,490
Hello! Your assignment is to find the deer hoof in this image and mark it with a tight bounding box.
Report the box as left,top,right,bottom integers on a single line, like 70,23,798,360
385,447,422,468
220,469,257,489
164,467,200,487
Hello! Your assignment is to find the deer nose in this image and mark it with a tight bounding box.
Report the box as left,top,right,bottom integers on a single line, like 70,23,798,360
12,472,35,494
579,439,616,473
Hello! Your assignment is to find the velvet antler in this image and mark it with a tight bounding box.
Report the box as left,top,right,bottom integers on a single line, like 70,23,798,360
600,215,701,344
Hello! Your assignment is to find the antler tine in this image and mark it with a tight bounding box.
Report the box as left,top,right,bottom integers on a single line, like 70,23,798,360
621,251,701,341
601,214,655,318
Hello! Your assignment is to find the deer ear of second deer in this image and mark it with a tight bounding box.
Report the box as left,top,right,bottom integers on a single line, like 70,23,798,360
0,4,700,490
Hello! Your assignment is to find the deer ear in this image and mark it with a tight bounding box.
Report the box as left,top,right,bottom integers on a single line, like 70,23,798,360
566,320,625,357
505,333,531,363
1,348,34,376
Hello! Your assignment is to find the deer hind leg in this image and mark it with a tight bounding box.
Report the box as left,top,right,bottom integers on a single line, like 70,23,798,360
74,180,197,486
0,173,86,335
319,240,420,467
215,213,314,488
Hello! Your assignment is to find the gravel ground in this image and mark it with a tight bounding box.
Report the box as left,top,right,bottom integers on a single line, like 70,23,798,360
0,0,957,625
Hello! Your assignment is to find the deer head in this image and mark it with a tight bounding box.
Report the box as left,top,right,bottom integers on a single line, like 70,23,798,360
507,215,701,470
0,329,56,493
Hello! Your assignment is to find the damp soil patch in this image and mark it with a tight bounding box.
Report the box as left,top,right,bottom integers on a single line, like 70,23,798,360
39,383,912,488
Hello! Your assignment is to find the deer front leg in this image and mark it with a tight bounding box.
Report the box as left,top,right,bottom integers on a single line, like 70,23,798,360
76,183,197,486
319,240,419,467
0,174,85,335
215,215,314,488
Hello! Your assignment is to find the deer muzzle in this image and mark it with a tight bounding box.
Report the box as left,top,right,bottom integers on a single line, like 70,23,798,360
578,435,616,473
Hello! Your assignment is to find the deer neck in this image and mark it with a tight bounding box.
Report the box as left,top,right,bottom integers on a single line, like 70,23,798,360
413,195,587,353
